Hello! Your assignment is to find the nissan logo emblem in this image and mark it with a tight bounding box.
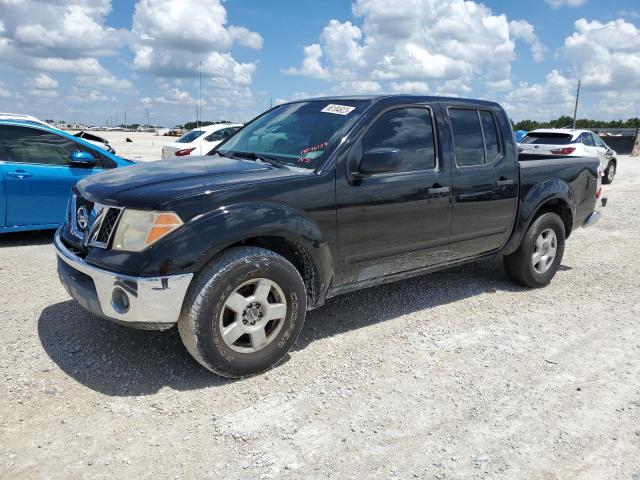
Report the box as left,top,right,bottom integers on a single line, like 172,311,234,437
77,206,89,231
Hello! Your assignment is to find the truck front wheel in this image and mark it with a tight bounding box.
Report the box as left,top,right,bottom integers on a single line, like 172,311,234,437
503,212,566,288
178,247,307,378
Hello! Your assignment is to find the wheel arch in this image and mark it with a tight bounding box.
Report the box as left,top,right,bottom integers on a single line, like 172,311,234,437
188,202,334,309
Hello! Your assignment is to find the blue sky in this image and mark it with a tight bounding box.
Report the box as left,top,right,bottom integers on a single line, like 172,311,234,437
0,0,639,126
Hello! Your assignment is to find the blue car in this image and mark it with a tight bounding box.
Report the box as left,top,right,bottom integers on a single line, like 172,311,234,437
0,120,133,233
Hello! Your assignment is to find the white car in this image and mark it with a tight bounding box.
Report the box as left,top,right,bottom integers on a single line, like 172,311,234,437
162,123,242,159
519,128,617,184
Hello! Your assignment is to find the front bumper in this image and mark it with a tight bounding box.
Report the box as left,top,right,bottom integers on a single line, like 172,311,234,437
54,229,193,330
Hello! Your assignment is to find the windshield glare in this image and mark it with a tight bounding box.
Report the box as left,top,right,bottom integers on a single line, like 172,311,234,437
176,130,205,144
217,100,369,169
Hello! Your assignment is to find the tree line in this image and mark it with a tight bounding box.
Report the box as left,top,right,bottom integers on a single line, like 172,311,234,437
513,116,640,131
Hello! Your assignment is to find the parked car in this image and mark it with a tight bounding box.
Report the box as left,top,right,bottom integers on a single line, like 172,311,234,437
161,123,242,159
0,120,133,233
55,95,602,378
519,128,618,184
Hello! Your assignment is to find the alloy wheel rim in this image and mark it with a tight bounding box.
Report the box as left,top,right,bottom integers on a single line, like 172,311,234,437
218,278,287,353
608,164,615,181
532,228,557,274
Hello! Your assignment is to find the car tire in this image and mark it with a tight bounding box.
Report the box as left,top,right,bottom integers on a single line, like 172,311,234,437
178,247,307,378
603,160,616,184
503,212,566,288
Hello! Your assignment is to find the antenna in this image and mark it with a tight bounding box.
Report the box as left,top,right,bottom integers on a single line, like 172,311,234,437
572,80,581,129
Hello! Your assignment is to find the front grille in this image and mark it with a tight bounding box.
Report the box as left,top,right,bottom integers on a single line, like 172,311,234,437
69,194,122,249
95,208,121,245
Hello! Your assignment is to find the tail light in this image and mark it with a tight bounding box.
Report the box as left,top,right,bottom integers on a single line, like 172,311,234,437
550,147,576,155
175,147,196,157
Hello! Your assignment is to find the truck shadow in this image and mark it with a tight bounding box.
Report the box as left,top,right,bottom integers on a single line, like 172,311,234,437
0,230,55,247
296,256,528,351
37,256,556,396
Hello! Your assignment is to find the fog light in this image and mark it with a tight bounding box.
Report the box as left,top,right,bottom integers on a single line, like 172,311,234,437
112,287,130,314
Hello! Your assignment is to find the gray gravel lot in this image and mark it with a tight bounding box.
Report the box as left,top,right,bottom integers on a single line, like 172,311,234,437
1,156,640,479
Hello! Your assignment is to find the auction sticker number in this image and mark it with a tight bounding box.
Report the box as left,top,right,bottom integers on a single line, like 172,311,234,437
321,104,356,115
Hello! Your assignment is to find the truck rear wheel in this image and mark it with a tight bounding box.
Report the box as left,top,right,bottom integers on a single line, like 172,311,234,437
178,247,307,378
503,212,565,288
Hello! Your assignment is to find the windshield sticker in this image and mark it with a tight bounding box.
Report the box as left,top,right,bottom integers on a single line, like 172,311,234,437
321,104,356,115
297,157,312,165
300,141,328,155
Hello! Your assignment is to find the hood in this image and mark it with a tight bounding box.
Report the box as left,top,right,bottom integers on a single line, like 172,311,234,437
76,154,303,209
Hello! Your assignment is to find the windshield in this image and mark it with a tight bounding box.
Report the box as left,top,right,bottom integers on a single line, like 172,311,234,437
521,133,575,145
216,100,370,169
176,130,205,144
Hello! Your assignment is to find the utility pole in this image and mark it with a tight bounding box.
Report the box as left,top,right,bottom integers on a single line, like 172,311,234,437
572,80,581,129
146,108,150,128
115,112,118,127
198,60,202,128
124,111,127,128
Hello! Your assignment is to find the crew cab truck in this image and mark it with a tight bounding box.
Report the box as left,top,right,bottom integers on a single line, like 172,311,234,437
54,95,602,378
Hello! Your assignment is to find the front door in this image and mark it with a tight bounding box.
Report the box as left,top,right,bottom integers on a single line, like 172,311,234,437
336,105,452,286
0,126,102,227
445,106,519,259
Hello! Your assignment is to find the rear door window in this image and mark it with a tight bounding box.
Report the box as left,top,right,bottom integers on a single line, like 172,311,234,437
581,132,595,146
479,111,500,163
449,109,485,167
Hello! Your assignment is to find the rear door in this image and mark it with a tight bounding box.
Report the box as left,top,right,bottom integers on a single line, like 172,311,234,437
590,133,608,166
0,126,103,227
445,106,519,259
335,103,452,285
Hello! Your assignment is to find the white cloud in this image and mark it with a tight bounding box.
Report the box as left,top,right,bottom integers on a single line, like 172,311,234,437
26,73,58,90
502,70,575,120
285,0,545,96
0,1,132,91
509,20,546,62
546,0,587,8
0,80,11,98
562,18,640,91
131,0,262,86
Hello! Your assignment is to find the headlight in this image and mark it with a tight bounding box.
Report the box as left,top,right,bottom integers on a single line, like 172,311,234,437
112,209,183,252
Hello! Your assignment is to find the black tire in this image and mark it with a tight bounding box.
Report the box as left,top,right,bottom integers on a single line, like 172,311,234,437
602,160,616,184
503,212,565,288
178,247,307,378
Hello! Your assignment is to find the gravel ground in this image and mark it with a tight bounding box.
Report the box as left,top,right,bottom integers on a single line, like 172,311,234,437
1,156,640,479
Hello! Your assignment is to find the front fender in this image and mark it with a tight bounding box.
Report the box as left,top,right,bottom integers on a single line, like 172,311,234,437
187,202,334,301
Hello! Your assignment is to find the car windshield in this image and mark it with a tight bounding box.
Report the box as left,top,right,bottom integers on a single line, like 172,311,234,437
521,133,575,145
176,130,206,144
216,100,370,169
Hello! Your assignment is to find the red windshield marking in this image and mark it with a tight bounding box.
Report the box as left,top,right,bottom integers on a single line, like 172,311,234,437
297,157,312,164
300,141,328,155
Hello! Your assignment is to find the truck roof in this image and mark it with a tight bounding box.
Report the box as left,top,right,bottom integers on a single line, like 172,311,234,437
286,94,502,109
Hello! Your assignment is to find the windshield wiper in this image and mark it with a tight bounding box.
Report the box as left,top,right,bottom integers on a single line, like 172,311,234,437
227,151,287,169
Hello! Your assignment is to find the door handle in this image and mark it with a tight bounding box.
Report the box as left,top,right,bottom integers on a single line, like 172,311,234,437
427,186,451,194
496,178,514,186
6,170,32,179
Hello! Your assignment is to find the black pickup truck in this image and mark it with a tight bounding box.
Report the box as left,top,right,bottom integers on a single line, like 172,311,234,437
55,95,602,377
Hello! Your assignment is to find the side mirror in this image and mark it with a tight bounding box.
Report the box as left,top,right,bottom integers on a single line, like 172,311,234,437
356,148,401,176
70,151,97,167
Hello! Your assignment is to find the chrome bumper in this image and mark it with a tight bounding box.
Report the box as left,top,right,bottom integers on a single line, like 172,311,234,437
54,229,193,330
